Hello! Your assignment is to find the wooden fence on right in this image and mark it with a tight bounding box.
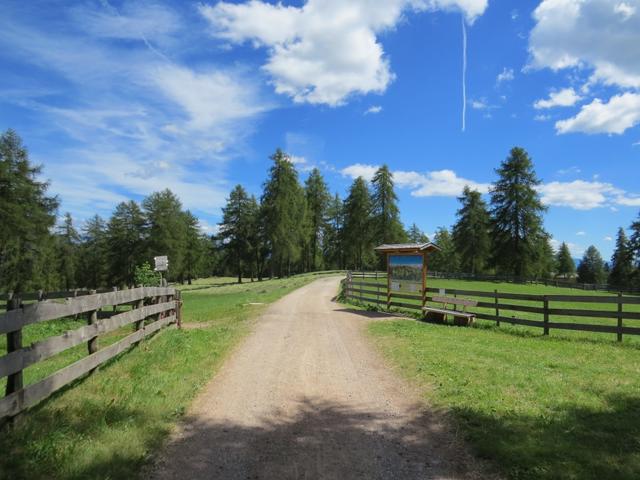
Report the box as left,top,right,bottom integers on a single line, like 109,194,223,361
344,272,640,342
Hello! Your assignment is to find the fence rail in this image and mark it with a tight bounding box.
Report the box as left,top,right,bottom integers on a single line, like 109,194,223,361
344,272,640,342
0,286,181,421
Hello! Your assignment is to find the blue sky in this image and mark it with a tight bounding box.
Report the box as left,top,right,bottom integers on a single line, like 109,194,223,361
1,0,639,260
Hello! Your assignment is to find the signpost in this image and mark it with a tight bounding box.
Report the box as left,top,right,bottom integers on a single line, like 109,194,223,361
154,256,168,285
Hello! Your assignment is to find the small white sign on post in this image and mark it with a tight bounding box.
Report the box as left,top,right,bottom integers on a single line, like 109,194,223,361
439,288,445,296
154,255,169,272
391,281,401,291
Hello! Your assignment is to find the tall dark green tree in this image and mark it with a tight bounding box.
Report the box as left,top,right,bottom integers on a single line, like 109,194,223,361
452,186,491,274
182,211,205,285
577,245,606,284
609,227,634,289
261,149,306,277
536,234,556,279
631,211,640,289
490,147,547,278
304,168,330,271
323,193,345,269
219,185,254,283
55,212,80,290
406,223,429,243
370,165,406,247
106,201,146,286
0,129,58,293
77,215,108,289
142,189,187,281
429,227,460,273
342,177,373,270
555,241,576,278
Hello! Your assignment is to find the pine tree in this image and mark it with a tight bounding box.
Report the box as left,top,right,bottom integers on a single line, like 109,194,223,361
370,165,406,247
490,147,547,278
55,212,80,290
261,149,306,277
406,223,429,243
0,129,58,293
304,168,330,271
106,201,146,286
77,215,108,289
609,227,634,289
323,193,345,269
429,227,460,273
219,185,254,283
182,211,204,285
555,241,575,278
342,177,373,270
536,234,556,279
452,186,491,274
142,189,187,282
577,246,606,284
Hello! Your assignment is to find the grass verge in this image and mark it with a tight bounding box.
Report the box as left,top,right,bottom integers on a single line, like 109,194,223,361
367,318,640,480
0,272,335,479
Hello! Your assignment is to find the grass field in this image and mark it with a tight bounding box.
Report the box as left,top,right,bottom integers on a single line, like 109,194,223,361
348,276,640,344
343,277,640,479
0,272,337,479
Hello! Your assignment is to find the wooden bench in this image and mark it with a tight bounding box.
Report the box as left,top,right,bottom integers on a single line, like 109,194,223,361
423,296,478,326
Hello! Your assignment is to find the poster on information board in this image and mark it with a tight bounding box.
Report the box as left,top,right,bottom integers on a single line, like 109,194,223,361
389,255,423,293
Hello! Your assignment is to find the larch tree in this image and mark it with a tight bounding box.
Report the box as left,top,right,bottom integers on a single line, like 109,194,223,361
304,168,330,271
490,147,547,278
106,201,146,286
608,227,634,289
55,212,80,290
219,185,254,283
182,210,204,285
323,193,345,270
0,129,58,294
429,227,460,273
342,177,373,270
371,165,406,247
77,215,108,289
452,186,491,274
555,242,575,278
406,223,429,243
577,245,606,284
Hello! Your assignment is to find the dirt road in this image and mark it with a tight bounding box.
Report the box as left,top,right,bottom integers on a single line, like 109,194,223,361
150,277,492,479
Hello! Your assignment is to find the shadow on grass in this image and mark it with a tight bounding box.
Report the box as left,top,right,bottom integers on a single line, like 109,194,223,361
453,392,640,480
149,396,491,480
333,307,401,320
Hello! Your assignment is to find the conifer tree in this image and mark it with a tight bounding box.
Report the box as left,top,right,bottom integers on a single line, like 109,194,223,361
490,147,547,278
370,165,406,247
609,227,634,289
182,211,204,285
219,185,254,283
342,177,373,270
555,241,575,278
577,246,606,284
323,193,345,269
452,186,491,274
429,228,460,273
406,223,429,243
304,168,330,271
106,201,146,286
55,212,80,290
261,149,305,277
77,215,108,289
0,129,58,293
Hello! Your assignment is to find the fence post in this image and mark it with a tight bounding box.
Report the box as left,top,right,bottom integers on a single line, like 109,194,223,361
112,286,118,312
543,295,549,335
176,290,182,329
359,269,363,303
617,292,623,343
88,290,98,358
135,284,144,331
494,289,500,327
73,288,79,320
375,271,379,303
5,293,23,396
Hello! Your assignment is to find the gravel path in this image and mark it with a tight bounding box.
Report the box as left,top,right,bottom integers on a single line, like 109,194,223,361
150,277,494,479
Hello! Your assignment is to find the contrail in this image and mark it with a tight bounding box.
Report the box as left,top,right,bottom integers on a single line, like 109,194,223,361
461,14,467,132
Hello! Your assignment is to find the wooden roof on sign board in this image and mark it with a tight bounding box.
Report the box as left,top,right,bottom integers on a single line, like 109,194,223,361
374,242,440,254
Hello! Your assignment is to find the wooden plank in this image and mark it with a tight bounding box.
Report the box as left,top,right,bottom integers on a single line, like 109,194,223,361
345,294,386,305
546,308,640,320
543,296,549,336
431,296,478,307
389,291,423,301
5,294,22,395
545,294,640,304
0,287,176,334
475,301,545,314
350,281,384,288
389,301,422,310
475,313,545,328
0,314,175,419
0,301,176,379
424,307,474,318
345,287,381,297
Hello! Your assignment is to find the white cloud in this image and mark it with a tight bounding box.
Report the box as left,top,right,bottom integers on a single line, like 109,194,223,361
538,179,640,210
397,169,490,197
529,0,640,89
340,163,380,182
471,99,488,110
200,0,488,106
496,67,514,83
615,194,640,206
605,236,613,241
534,114,551,122
365,105,383,115
534,88,582,109
576,231,586,236
555,93,640,135
556,166,581,176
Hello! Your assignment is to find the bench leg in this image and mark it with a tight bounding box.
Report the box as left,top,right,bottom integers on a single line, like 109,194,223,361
425,311,446,323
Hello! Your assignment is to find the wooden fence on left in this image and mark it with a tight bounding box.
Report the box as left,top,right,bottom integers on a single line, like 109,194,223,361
0,286,181,421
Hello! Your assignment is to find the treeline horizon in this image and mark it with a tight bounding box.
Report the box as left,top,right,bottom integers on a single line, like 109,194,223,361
1,128,640,293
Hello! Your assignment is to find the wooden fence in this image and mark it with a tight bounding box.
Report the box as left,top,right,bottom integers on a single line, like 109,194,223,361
0,286,181,421
344,272,640,341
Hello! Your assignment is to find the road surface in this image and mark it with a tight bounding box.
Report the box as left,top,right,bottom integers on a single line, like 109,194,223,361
150,277,493,479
